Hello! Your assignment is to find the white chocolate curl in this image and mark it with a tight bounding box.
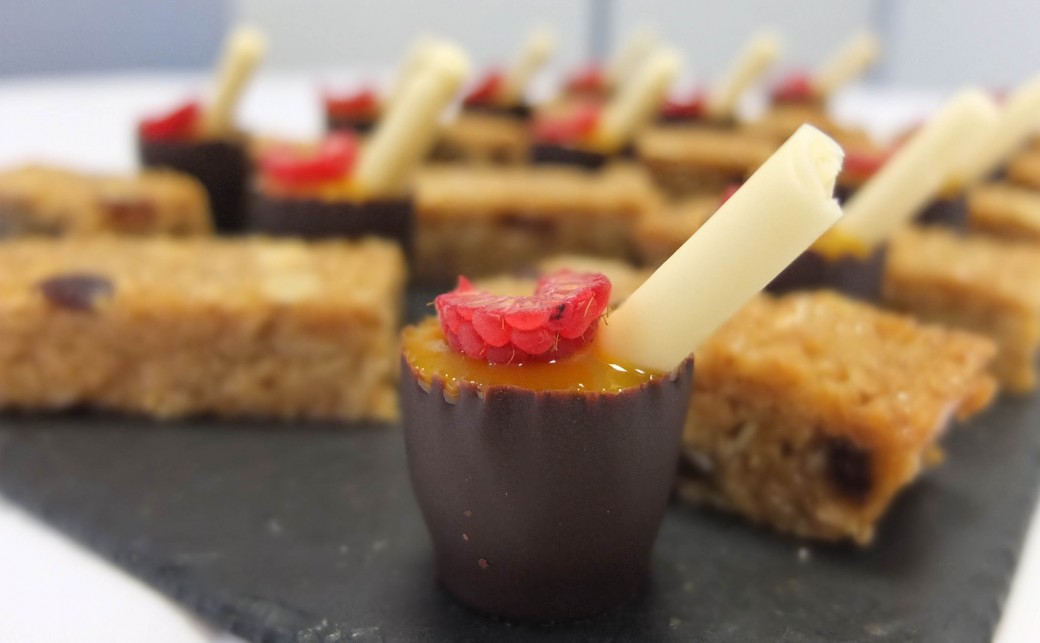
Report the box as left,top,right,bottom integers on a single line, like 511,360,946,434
599,125,844,372
499,28,556,105
605,27,658,88
595,49,680,152
833,89,998,251
706,31,782,121
353,44,470,197
810,32,880,98
385,35,440,109
201,26,267,137
957,73,1040,186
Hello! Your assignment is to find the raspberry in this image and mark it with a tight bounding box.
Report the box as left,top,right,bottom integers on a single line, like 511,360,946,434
661,92,706,120
259,132,358,185
138,100,200,142
532,102,600,145
324,87,380,117
464,70,505,107
772,73,814,103
435,271,612,364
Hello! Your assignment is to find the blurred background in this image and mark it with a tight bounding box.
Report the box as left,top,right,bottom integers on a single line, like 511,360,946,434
2,0,1040,87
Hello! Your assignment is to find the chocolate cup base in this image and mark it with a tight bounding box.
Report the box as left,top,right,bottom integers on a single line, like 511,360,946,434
464,103,532,120
766,245,888,302
401,357,694,622
138,137,249,233
325,114,378,134
249,192,413,255
530,143,611,171
916,195,967,228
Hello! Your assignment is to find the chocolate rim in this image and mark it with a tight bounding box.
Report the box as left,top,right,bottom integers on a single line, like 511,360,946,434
138,137,249,233
248,191,414,256
529,143,636,170
324,113,378,134
401,354,694,622
766,244,889,302
463,103,532,120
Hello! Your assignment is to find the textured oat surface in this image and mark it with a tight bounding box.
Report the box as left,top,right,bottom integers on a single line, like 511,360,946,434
0,237,405,420
0,165,212,236
883,226,1040,392
682,291,997,544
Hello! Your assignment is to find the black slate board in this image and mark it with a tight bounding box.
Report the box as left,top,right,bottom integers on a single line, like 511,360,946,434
1,392,1039,643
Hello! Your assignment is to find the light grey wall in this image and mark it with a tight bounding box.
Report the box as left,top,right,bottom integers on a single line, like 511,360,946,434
0,0,229,76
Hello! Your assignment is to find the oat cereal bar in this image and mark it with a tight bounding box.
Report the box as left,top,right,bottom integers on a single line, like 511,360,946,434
0,237,405,421
680,291,996,544
0,165,212,237
967,182,1040,243
414,164,661,282
883,226,1040,393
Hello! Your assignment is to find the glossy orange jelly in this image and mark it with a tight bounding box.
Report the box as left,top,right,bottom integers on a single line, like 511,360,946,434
402,317,665,397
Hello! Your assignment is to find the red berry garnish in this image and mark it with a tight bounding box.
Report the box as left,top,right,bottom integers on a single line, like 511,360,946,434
138,100,200,141
464,70,505,107
718,183,741,206
259,132,359,185
661,92,706,120
772,73,814,103
324,87,380,117
843,149,890,179
565,65,605,94
435,271,612,364
532,103,601,145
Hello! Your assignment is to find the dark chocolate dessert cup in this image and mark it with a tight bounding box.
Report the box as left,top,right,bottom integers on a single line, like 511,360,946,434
249,192,413,256
139,137,249,233
531,143,611,170
464,102,532,120
766,244,888,301
916,194,968,228
325,113,378,135
401,356,694,622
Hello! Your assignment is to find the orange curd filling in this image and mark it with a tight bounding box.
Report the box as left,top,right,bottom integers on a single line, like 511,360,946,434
402,317,665,396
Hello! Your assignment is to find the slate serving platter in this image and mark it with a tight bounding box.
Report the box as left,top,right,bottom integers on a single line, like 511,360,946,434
0,292,1037,642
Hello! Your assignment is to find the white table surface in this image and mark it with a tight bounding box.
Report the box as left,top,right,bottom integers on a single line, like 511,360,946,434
0,72,1037,642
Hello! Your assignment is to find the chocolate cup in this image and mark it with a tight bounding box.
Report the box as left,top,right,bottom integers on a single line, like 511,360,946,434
249,192,413,255
324,113,378,134
401,356,694,622
463,103,532,120
138,137,249,233
766,244,889,302
530,143,610,170
916,194,968,228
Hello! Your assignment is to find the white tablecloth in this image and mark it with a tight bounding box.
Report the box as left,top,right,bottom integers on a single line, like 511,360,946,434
0,73,1036,642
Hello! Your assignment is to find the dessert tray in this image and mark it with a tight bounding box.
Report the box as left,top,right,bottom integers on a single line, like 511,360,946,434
0,291,1037,643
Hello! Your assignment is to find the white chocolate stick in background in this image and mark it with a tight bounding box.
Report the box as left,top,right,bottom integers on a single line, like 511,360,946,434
605,27,659,90
498,27,557,105
384,35,442,109
809,32,880,99
599,124,844,372
594,49,680,152
955,73,1040,186
824,89,998,254
201,26,268,138
353,43,470,197
706,31,782,121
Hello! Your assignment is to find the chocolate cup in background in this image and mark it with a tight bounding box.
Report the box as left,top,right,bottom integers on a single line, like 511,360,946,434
766,244,889,302
916,194,968,228
401,357,695,622
656,113,738,128
139,137,249,234
463,103,532,120
249,192,413,256
324,113,378,135
530,143,610,170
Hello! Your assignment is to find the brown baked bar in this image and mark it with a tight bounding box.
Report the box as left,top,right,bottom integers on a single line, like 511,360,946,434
414,164,661,282
1007,148,1040,190
636,127,775,196
430,112,530,165
0,237,405,421
883,226,1040,393
0,165,212,236
967,181,1040,243
635,194,719,266
680,291,996,544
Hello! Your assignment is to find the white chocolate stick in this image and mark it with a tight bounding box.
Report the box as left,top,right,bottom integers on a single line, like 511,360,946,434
353,44,470,197
828,89,998,252
956,73,1040,186
385,35,440,109
605,27,658,88
706,31,782,121
594,49,680,152
598,125,844,372
499,28,556,105
809,32,880,98
201,26,267,137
